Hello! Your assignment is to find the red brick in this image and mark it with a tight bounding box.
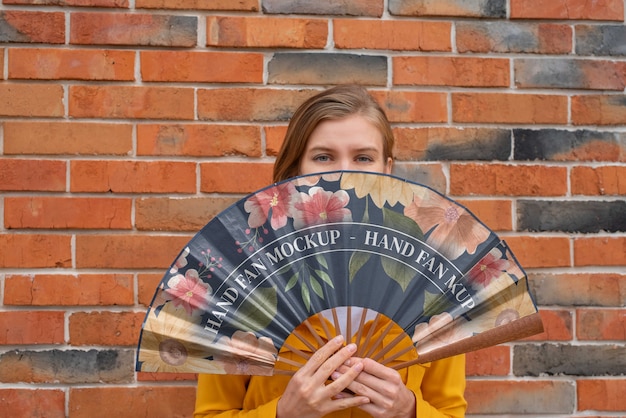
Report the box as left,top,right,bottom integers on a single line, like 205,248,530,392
69,386,196,418
572,166,626,196
577,308,626,341
137,371,197,382
465,346,510,376
136,0,257,10
572,95,626,126
372,90,447,123
197,88,317,122
207,16,327,48
4,121,133,155
394,56,509,87
4,274,134,306
141,51,263,83
0,311,65,345
70,12,196,46
5,197,132,229
0,234,71,268
0,389,65,418
0,83,64,117
452,93,568,124
505,236,571,268
265,125,288,156
0,159,65,191
457,22,572,54
5,0,128,5
199,162,274,193
137,124,262,157
335,19,451,51
511,0,624,20
524,309,573,341
75,234,191,269
0,49,4,75
574,237,626,267
69,311,145,346
456,199,513,232
69,85,194,119
450,163,568,196
578,379,626,411
529,273,626,307
135,196,238,231
466,380,575,414
0,11,65,43
9,48,134,80
70,160,196,193
138,273,164,306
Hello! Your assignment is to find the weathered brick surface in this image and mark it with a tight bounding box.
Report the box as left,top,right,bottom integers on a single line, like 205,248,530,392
263,0,383,16
207,16,327,48
9,48,135,80
335,20,451,51
268,53,388,86
141,51,263,83
2,2,626,416
394,127,511,161
511,0,625,20
4,197,133,229
389,0,507,17
69,386,196,418
457,22,572,54
0,11,65,43
4,121,133,155
514,129,626,161
529,273,626,306
0,389,65,418
394,56,509,86
576,24,626,56
0,349,135,383
514,343,626,376
137,124,262,157
465,380,576,414
71,12,197,46
515,58,626,90
518,200,626,233
135,196,239,231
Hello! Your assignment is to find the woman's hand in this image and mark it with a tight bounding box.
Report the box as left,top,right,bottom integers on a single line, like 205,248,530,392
276,336,370,418
332,357,416,418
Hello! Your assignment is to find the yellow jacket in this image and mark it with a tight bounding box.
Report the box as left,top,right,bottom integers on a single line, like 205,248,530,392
194,316,467,418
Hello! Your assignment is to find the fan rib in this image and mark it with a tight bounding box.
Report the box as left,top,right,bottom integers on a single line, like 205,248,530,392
370,332,407,362
363,319,396,359
316,312,334,341
302,318,326,348
353,308,368,346
357,313,383,357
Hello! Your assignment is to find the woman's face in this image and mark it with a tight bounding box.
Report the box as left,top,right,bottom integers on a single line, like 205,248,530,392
298,115,393,176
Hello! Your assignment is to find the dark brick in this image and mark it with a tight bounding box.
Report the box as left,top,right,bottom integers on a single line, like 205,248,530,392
514,343,626,376
515,58,626,90
457,22,572,54
268,53,387,86
576,24,626,56
0,349,135,384
389,0,505,17
262,0,383,16
514,129,626,161
518,200,626,233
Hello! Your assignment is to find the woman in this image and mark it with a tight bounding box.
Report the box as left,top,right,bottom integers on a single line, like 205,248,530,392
194,85,467,418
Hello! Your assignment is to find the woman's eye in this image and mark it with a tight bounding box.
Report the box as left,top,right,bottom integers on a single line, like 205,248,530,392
314,155,331,162
356,155,374,162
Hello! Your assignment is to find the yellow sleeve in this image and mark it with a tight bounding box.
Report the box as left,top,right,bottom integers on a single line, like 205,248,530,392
410,354,467,418
194,374,279,418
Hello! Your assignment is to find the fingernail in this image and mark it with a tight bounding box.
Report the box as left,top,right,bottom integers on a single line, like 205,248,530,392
331,371,341,380
346,343,357,352
333,335,345,344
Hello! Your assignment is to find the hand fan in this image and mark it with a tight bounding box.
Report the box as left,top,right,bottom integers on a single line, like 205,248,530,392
136,171,543,376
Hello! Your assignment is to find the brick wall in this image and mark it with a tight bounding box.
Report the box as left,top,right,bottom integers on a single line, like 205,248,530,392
1,0,625,417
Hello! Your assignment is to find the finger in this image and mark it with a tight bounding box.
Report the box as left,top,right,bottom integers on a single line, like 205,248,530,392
299,335,345,377
313,342,359,383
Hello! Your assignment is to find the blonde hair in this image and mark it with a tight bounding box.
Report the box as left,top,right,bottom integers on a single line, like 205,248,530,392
272,85,395,183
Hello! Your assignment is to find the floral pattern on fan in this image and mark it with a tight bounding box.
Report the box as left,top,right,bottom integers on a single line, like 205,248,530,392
136,171,542,375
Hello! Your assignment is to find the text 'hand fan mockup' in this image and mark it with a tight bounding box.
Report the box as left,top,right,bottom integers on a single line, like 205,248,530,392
136,171,543,376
